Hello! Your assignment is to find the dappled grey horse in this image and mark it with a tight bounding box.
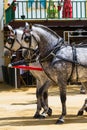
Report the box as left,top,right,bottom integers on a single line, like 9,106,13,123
4,25,54,118
22,23,87,124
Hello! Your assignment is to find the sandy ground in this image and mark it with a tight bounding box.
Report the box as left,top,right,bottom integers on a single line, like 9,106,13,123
0,83,87,130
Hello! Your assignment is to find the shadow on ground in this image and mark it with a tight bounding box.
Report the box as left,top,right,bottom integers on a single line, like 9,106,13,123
0,114,87,126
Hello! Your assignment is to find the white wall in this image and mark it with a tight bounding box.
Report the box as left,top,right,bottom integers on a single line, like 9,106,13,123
0,0,4,82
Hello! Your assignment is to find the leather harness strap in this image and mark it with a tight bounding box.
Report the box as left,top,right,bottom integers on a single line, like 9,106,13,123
67,46,78,83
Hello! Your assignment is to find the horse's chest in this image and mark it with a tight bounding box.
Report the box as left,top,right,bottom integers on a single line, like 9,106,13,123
41,61,67,83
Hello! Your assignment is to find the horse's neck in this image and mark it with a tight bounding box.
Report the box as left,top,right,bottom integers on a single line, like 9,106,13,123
32,26,60,58
39,37,62,59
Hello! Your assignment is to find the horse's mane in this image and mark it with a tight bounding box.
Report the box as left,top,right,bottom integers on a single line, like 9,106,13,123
33,24,61,39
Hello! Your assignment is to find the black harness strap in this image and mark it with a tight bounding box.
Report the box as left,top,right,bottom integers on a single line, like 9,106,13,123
4,45,13,52
67,46,78,83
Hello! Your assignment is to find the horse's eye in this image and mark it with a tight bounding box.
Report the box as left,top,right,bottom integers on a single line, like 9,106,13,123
7,38,14,44
24,36,30,43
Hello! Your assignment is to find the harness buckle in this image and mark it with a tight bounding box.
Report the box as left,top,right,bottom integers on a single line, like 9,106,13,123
50,52,56,57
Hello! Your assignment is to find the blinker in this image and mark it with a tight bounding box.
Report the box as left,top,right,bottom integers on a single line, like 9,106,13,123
7,37,15,44
24,36,30,43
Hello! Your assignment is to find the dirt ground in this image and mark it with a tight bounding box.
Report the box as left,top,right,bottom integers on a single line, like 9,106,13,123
0,83,87,130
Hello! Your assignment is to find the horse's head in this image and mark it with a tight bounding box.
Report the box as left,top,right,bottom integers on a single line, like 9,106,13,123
22,23,63,61
4,25,23,56
21,23,38,59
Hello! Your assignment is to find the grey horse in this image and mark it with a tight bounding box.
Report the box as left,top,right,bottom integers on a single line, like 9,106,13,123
4,24,54,118
21,23,87,124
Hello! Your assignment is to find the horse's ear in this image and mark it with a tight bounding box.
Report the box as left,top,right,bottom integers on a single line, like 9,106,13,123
7,25,14,34
25,22,29,29
7,25,13,31
25,22,32,30
25,22,29,27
